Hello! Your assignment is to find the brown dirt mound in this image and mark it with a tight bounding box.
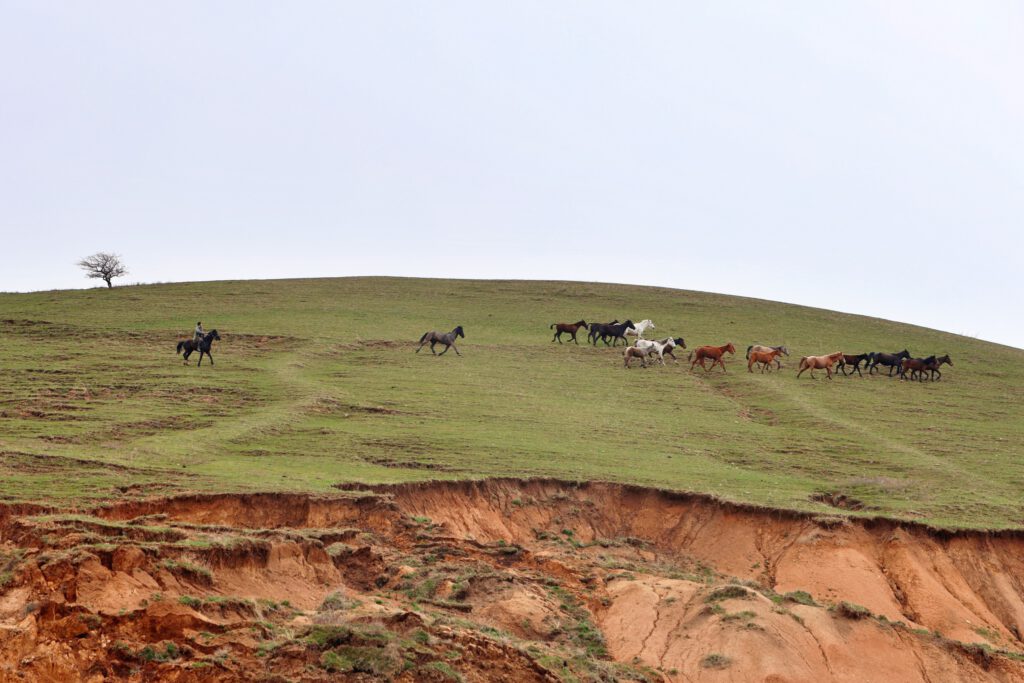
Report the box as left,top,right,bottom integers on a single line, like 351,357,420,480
0,479,1022,682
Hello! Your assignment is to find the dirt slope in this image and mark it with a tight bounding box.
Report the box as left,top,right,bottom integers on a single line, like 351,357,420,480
1,479,1023,681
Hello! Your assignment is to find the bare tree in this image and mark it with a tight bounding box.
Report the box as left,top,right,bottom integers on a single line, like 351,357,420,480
77,252,128,288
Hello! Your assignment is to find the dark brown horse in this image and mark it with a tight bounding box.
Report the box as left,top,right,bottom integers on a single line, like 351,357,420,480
899,355,936,382
924,354,953,381
868,350,911,377
550,320,587,344
796,352,844,379
416,326,464,356
837,353,872,377
688,343,736,372
900,354,952,381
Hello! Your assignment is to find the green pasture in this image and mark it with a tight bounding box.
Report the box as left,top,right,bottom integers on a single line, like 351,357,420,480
0,277,1020,529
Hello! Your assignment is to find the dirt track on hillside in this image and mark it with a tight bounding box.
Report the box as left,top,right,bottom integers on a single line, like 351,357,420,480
2,479,1023,681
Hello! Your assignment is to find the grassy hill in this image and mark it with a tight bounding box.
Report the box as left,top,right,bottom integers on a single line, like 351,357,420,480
1,277,1021,529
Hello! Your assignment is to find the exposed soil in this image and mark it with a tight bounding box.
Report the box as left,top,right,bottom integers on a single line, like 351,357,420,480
2,479,1023,682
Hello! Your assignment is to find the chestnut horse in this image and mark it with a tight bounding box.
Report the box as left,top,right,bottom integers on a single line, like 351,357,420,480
796,352,844,379
746,344,789,370
550,320,587,344
688,343,736,372
747,347,784,373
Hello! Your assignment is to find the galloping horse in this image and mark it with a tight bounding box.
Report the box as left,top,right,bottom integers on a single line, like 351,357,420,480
796,352,844,379
550,320,587,344
924,354,953,381
746,344,789,370
625,319,655,341
177,329,221,367
599,320,636,347
623,346,649,369
868,350,911,377
899,356,935,382
689,343,736,372
901,354,952,381
747,347,785,373
416,325,465,356
837,353,872,377
588,320,619,345
634,337,685,365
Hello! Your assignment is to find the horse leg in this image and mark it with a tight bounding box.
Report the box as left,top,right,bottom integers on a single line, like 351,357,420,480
439,343,449,355
430,341,437,355
452,343,461,356
572,332,579,345
825,365,833,380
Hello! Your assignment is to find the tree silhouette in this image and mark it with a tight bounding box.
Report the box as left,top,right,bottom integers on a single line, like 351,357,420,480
76,252,128,288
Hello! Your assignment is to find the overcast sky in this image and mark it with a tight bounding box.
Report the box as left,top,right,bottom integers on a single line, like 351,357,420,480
2,2,1022,347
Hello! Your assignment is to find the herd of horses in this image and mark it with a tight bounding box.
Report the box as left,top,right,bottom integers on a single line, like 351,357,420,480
175,320,951,383
413,320,953,382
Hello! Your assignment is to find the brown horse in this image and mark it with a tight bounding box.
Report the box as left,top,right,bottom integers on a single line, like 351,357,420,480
747,347,784,373
623,346,649,368
796,352,844,379
899,356,935,382
550,320,587,344
688,343,736,372
900,354,952,381
924,354,953,381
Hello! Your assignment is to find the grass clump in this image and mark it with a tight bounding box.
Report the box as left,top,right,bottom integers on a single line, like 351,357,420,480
701,653,732,669
834,601,872,620
784,590,817,606
417,660,464,681
706,585,751,602
319,645,399,675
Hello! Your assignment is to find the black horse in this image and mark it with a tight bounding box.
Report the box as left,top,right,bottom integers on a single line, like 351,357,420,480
587,320,619,345
837,353,872,377
599,320,636,347
177,330,221,366
416,325,464,356
867,349,910,377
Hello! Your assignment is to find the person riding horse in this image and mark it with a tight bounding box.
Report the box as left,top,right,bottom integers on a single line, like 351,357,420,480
194,322,204,347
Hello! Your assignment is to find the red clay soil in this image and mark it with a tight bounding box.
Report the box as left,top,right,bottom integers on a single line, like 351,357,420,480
1,478,1023,682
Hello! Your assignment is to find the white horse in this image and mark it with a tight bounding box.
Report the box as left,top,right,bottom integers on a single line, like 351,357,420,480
633,336,686,365
624,319,655,340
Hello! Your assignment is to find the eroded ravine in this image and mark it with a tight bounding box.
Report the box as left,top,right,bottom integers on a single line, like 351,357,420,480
1,479,1023,681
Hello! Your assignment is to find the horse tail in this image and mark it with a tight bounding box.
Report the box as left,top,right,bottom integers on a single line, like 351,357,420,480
176,341,185,355
798,356,808,369
745,345,752,359
418,331,429,343
549,323,555,329
687,351,693,362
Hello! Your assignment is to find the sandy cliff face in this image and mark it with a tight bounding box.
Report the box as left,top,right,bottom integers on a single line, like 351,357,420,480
1,479,1022,682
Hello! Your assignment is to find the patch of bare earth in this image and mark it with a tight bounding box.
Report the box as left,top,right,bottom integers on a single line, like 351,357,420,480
1,480,1023,681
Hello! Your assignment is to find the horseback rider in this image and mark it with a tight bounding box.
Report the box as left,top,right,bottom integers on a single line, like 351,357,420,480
193,321,204,347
